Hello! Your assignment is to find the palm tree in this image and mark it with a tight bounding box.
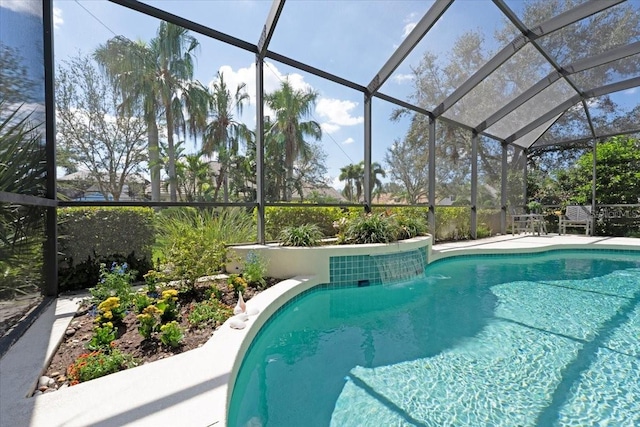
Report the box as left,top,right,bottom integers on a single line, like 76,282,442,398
95,37,162,201
368,161,386,202
202,71,251,202
176,153,214,202
339,163,361,202
265,78,322,201
95,22,207,202
339,161,386,202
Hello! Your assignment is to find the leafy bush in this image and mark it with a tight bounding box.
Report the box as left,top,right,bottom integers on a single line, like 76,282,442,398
159,321,183,348
435,207,471,241
477,209,501,236
278,224,324,246
136,305,161,339
395,215,428,240
90,262,135,308
265,206,345,239
133,292,153,314
338,213,399,244
243,251,268,289
67,349,138,384
227,274,247,294
87,323,117,351
154,208,255,285
187,299,233,328
96,297,126,324
476,224,492,239
156,289,179,322
58,207,154,292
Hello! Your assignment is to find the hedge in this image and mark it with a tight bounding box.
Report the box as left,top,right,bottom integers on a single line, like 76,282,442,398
57,207,155,292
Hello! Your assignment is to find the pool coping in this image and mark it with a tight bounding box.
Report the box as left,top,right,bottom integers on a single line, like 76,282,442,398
1,235,640,426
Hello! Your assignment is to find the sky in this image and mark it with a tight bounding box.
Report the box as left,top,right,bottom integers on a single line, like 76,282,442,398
2,0,638,191
45,0,513,191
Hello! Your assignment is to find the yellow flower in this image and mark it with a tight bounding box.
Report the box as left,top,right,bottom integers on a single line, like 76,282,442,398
98,297,120,312
104,322,113,329
142,305,161,316
103,310,113,320
162,289,178,300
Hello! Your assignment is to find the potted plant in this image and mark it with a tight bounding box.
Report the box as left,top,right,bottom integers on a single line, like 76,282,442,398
526,200,542,214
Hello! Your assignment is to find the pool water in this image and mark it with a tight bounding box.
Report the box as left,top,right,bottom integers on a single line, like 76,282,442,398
228,251,640,426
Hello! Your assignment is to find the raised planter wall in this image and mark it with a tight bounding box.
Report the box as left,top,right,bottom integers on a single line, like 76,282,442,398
226,236,433,284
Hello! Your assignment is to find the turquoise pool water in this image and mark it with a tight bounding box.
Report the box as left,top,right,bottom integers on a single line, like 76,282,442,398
228,251,640,426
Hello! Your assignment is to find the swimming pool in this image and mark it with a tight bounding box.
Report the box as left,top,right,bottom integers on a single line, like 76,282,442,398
228,250,640,426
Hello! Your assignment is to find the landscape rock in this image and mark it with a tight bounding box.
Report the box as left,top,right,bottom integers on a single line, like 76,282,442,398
65,328,76,336
38,376,52,388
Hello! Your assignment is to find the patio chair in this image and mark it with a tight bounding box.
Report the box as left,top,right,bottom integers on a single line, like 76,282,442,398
510,208,531,234
559,205,592,236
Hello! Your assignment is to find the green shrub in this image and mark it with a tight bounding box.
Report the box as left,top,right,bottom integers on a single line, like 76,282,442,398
435,207,471,241
338,213,399,244
67,349,138,384
476,224,492,238
477,209,501,236
133,292,154,314
227,274,247,294
96,296,126,325
187,299,233,328
278,224,324,246
159,321,183,348
395,215,428,240
87,323,117,351
265,206,345,239
161,227,227,285
242,251,268,289
58,207,154,292
154,208,254,284
136,305,161,339
90,262,135,308
156,289,179,322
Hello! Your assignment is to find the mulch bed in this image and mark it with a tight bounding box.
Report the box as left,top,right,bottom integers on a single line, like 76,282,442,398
39,277,278,393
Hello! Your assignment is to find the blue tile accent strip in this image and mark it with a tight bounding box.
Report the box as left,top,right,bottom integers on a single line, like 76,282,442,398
329,247,428,287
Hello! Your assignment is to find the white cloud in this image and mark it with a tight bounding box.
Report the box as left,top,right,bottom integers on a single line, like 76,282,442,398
316,98,364,134
402,22,417,38
212,63,365,135
330,176,344,191
0,0,41,17
342,137,355,145
0,1,63,28
53,6,63,29
393,74,413,84
321,123,341,134
623,87,637,95
214,61,311,108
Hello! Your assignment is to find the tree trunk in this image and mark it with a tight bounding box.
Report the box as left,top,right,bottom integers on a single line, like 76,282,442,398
165,103,177,202
148,121,161,202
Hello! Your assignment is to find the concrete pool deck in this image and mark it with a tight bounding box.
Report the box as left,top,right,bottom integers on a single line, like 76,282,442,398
1,234,639,427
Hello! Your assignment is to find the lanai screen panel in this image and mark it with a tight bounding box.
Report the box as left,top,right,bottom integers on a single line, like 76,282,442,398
477,137,501,209
506,145,526,210
379,0,516,111
442,43,553,129
138,0,271,44
590,90,640,137
533,104,592,147
0,0,47,340
269,1,435,85
485,79,577,141
570,53,640,93
372,97,425,205
536,1,640,68
513,114,562,149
